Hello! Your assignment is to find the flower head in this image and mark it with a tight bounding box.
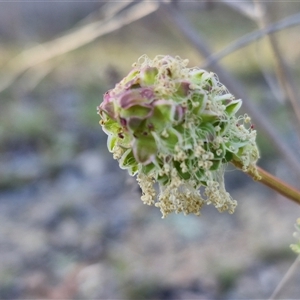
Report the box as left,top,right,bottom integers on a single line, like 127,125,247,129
98,55,259,217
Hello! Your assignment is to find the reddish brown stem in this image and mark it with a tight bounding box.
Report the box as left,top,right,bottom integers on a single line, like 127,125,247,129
232,160,300,205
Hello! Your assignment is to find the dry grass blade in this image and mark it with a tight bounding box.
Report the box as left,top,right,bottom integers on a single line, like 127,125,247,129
220,0,261,20
268,255,300,300
202,12,300,68
254,41,285,103
159,3,300,178
20,59,63,93
0,1,159,93
254,0,300,137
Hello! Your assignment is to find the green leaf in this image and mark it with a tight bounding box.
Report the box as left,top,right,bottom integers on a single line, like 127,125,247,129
173,161,191,180
102,118,120,135
223,151,233,163
150,102,175,131
219,121,230,134
200,110,219,123
210,159,221,171
141,67,158,86
211,143,225,159
142,162,156,175
191,93,207,115
123,69,140,85
120,105,152,119
119,149,137,170
127,118,146,133
133,135,157,164
225,100,242,116
128,164,139,176
107,135,117,152
160,128,181,151
199,122,215,136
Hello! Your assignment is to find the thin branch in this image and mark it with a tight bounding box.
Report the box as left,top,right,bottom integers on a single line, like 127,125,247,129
268,255,300,300
19,59,62,93
254,0,300,136
254,41,285,103
232,160,300,206
159,3,300,178
220,0,261,21
0,0,159,93
202,12,300,68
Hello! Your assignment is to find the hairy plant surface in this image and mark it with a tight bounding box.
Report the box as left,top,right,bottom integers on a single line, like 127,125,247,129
98,55,259,217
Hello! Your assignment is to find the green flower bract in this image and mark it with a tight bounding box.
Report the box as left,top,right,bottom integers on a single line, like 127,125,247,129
98,55,259,217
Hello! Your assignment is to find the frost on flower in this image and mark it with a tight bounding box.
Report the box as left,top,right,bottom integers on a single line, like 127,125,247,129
97,55,259,218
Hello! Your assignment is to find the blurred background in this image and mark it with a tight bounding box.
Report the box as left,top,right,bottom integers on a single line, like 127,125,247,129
0,0,300,299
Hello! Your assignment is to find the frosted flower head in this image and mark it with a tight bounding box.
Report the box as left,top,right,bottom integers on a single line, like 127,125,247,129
98,55,259,218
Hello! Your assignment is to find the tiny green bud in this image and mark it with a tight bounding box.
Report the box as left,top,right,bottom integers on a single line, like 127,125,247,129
140,67,158,86
98,55,259,218
290,218,300,254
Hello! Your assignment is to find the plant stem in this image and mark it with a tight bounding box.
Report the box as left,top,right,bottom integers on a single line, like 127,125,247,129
268,255,300,300
232,160,300,205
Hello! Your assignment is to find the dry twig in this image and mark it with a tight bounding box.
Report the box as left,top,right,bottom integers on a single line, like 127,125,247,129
220,0,261,20
268,255,300,300
0,0,159,93
232,160,300,206
202,11,300,68
253,0,300,136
